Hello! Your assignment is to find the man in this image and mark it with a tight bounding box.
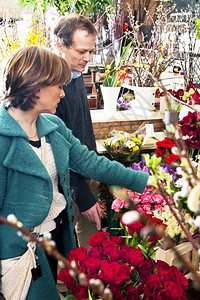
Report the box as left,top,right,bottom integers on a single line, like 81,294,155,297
54,14,101,249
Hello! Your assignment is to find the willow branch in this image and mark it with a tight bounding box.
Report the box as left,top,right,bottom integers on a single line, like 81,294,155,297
0,215,113,300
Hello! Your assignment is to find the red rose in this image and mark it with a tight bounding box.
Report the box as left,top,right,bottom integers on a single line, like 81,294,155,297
169,266,188,290
139,258,154,281
156,289,172,299
109,235,124,246
143,274,162,298
72,284,88,299
88,246,102,259
127,222,144,237
99,260,131,285
156,260,172,283
109,285,125,300
57,268,77,290
120,217,144,236
82,257,102,275
87,231,110,247
127,248,145,267
120,244,132,263
126,284,141,299
68,247,88,264
164,281,184,298
101,240,121,261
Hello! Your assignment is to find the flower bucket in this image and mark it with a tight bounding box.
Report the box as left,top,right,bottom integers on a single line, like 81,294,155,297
154,241,199,275
164,110,179,125
100,85,121,113
130,86,155,111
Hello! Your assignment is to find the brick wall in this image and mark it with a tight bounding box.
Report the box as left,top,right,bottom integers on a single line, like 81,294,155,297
93,119,165,140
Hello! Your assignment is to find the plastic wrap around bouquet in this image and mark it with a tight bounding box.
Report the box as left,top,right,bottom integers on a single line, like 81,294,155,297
104,125,146,166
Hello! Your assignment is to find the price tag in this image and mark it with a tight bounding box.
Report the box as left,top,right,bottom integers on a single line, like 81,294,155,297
145,124,155,138
143,124,155,145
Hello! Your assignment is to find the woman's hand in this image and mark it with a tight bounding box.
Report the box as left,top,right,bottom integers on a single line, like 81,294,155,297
146,175,157,193
82,203,102,230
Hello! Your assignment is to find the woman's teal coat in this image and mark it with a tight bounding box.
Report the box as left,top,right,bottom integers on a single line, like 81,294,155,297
0,103,148,299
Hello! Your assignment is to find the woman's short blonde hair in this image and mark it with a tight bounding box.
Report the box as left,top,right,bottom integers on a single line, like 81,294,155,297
0,45,71,110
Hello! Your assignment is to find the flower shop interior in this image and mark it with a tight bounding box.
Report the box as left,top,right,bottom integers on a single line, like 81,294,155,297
1,0,200,299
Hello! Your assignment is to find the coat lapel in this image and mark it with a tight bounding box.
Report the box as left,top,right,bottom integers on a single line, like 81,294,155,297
0,104,72,180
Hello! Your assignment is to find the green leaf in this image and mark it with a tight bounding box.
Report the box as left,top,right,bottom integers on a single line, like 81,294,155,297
64,295,77,300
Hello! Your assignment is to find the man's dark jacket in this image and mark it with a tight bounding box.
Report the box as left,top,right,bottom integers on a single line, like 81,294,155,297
56,74,97,212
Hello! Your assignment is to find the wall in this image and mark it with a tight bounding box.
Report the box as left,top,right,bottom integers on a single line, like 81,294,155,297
93,118,165,140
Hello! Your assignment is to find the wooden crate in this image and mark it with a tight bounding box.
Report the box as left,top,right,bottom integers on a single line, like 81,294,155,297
155,241,199,274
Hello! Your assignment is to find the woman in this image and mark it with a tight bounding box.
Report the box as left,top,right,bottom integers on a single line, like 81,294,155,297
0,46,150,299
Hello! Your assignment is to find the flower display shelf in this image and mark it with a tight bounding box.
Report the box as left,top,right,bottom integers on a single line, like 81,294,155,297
155,241,199,277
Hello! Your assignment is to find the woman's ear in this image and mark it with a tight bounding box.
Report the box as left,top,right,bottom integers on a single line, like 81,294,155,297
34,89,40,99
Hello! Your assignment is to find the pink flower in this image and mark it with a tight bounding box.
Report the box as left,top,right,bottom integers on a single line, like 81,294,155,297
152,193,165,205
130,194,141,204
154,205,164,213
137,205,144,214
111,198,129,213
142,202,151,213
140,192,152,203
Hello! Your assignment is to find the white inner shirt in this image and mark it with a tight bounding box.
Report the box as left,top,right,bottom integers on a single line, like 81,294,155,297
30,141,66,234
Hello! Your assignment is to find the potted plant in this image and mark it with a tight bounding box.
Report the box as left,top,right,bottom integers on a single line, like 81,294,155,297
99,40,133,113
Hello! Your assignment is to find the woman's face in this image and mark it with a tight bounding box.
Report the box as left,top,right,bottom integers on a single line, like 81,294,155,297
35,84,65,114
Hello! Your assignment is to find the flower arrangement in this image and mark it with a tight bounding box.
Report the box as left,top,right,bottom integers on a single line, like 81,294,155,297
104,129,143,163
100,41,133,87
111,157,198,247
58,231,188,300
158,84,200,113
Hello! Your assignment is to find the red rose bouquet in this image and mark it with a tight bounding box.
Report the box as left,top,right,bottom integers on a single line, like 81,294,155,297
58,231,188,300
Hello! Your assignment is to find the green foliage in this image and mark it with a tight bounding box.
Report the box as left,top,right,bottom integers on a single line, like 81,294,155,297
17,0,119,16
17,0,55,12
64,295,77,300
196,18,200,39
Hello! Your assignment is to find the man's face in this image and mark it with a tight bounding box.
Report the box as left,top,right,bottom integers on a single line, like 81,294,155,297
57,29,96,72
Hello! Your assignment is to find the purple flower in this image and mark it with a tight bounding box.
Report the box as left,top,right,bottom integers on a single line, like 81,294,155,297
132,160,150,172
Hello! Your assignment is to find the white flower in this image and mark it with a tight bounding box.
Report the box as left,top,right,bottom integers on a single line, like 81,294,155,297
125,141,135,149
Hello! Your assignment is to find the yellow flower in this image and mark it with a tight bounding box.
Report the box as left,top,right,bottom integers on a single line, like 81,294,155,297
106,65,111,70
133,145,139,151
132,137,140,143
113,142,119,147
119,137,124,142
104,138,109,146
